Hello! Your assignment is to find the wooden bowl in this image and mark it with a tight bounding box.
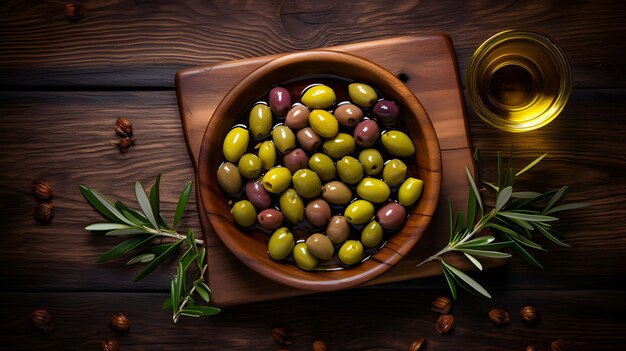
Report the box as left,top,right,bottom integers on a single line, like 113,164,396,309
198,50,441,291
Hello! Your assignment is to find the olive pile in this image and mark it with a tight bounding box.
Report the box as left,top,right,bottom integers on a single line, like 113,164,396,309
217,81,424,270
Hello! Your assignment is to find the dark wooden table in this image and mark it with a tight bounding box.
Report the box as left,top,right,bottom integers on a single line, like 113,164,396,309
1,1,625,350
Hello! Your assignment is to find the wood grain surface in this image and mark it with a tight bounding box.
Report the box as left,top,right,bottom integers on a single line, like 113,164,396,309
1,0,625,350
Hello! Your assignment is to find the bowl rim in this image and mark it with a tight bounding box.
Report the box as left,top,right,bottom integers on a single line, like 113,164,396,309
198,49,442,291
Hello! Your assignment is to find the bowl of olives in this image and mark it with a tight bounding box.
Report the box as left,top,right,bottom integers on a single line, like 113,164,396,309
198,50,441,291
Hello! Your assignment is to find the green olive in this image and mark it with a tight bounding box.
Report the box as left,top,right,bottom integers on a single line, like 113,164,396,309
308,153,336,181
361,220,383,248
344,199,374,225
262,167,292,194
271,125,296,154
257,140,277,170
348,83,378,108
356,177,390,203
231,200,257,227
217,162,242,194
382,159,408,187
381,130,415,157
338,240,364,266
358,148,384,175
249,104,272,139
322,181,353,205
222,127,249,163
305,233,334,261
292,169,322,199
237,153,262,179
323,133,356,159
301,85,336,109
268,227,295,260
279,189,304,223
309,110,339,138
336,156,363,185
292,242,319,270
398,177,424,206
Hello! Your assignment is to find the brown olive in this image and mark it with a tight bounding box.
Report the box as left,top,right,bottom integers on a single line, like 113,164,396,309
296,127,321,152
285,104,310,130
217,162,242,194
305,198,332,227
377,202,407,231
269,86,292,116
257,208,284,230
283,148,309,174
305,233,334,260
245,180,272,210
354,119,380,148
321,181,353,205
326,215,350,244
334,103,363,127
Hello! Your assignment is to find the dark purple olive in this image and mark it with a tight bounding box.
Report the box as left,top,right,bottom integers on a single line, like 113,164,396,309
296,127,321,152
334,103,364,127
376,202,407,231
283,148,309,174
372,100,400,126
245,180,272,210
269,86,292,116
285,105,310,129
257,208,284,230
354,119,380,148
305,199,332,227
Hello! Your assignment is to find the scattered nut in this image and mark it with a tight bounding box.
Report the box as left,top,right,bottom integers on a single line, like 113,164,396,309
551,339,565,351
32,180,53,200
409,336,426,351
108,312,130,332
31,309,54,333
526,345,539,351
102,337,119,351
64,3,84,20
431,296,451,314
115,118,133,137
520,305,540,323
313,339,327,351
271,326,293,346
435,314,454,335
34,203,55,222
488,308,510,325
111,137,135,153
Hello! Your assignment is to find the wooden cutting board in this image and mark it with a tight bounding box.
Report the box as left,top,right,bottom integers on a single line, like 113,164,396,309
176,34,500,307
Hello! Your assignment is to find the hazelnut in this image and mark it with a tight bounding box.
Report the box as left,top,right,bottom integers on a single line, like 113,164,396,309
109,312,130,332
526,345,539,351
32,180,53,200
313,340,327,351
520,305,540,323
431,296,451,314
31,309,54,333
488,308,510,325
34,203,55,222
271,326,293,346
435,314,454,335
115,118,133,137
102,337,119,351
409,336,426,351
551,339,566,351
64,3,84,20
111,137,135,153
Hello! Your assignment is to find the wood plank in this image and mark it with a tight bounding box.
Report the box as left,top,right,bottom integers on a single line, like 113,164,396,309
1,89,625,294
1,290,625,350
1,0,625,88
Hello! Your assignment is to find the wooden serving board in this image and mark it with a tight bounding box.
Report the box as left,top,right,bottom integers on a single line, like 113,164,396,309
177,34,499,307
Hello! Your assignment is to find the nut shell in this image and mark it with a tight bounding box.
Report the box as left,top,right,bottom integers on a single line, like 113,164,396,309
271,326,293,346
109,312,130,332
31,309,54,333
435,314,454,335
34,203,55,222
431,296,451,314
520,305,540,323
102,337,119,351
409,337,426,351
488,308,510,325
32,180,53,200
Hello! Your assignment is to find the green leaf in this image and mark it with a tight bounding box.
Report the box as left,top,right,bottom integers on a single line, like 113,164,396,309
105,228,151,236
96,237,149,264
454,211,464,235
473,147,480,161
180,250,198,273
182,306,220,316
440,259,491,298
170,276,180,312
126,253,155,265
174,181,193,229
121,209,148,226
483,181,499,192
194,282,210,302
85,223,131,231
465,166,483,214
459,241,514,250
489,222,544,250
458,248,512,259
448,198,454,242
499,212,559,222
467,186,477,228
516,153,547,176
508,216,534,231
198,248,206,268
162,297,172,310
457,236,495,248
545,202,590,215
511,191,542,199
178,308,203,317
543,186,570,213
176,262,185,303
133,239,184,281
532,222,571,247
79,185,133,225
463,252,483,271
149,174,162,226
505,168,516,188
123,235,158,254
440,263,458,299
497,151,503,190
496,186,513,211
135,180,159,230
508,239,544,269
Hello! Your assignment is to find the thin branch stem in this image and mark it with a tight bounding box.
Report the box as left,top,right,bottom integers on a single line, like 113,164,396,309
173,264,208,323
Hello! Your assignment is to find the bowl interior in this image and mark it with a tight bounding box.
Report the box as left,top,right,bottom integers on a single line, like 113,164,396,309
198,50,441,291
